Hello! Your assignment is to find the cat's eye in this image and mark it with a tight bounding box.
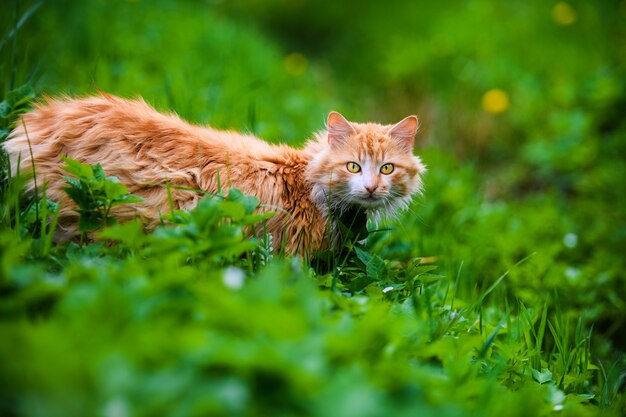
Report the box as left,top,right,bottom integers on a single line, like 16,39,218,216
346,162,361,173
380,163,395,175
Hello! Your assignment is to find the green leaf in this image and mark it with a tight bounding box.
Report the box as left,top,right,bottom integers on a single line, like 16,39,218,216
219,201,246,220
355,246,372,265
61,156,93,179
0,101,10,119
367,256,386,279
103,181,129,201
5,84,36,107
531,368,553,384
356,247,385,278
63,186,87,207
78,212,103,232
62,176,82,190
110,195,143,207
412,265,438,276
92,164,106,182
241,212,275,225
227,188,259,214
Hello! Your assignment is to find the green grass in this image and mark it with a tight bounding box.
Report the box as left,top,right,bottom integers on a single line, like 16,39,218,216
1,1,625,416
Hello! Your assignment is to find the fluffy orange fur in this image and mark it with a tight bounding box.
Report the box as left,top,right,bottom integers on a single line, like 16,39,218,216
4,94,426,255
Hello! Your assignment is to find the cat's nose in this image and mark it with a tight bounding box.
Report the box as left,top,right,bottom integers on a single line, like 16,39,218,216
365,185,377,194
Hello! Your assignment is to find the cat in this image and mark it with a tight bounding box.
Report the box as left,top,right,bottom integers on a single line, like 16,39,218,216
3,94,426,256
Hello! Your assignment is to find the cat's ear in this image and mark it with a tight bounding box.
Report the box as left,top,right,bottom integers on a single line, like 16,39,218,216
388,115,419,151
327,111,356,145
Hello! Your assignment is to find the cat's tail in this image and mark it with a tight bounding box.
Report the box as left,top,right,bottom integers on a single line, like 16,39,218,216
3,100,57,192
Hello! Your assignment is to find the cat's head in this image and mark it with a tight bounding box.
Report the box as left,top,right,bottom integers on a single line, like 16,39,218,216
307,111,426,218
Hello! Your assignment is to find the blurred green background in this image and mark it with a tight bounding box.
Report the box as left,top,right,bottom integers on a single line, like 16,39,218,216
1,0,625,415
7,0,622,326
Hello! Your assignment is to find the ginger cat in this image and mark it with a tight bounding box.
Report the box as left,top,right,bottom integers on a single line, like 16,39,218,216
4,94,426,255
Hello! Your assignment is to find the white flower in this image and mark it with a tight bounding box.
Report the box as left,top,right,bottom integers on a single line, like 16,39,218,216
563,233,578,249
382,286,394,293
565,267,581,282
222,267,245,290
103,397,129,417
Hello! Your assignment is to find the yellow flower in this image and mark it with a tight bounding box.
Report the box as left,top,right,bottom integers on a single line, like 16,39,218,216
284,52,308,76
482,89,510,114
553,2,577,26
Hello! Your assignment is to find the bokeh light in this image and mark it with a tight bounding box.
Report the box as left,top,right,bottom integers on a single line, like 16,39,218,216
553,2,577,26
284,52,308,76
482,89,510,114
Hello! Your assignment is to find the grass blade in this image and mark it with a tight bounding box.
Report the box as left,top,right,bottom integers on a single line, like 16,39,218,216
0,0,45,54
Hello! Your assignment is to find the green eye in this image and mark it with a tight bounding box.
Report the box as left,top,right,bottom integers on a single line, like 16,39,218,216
346,162,361,173
380,163,394,175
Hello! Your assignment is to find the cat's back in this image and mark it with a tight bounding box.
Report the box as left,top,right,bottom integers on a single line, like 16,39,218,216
5,94,197,166
5,94,282,172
